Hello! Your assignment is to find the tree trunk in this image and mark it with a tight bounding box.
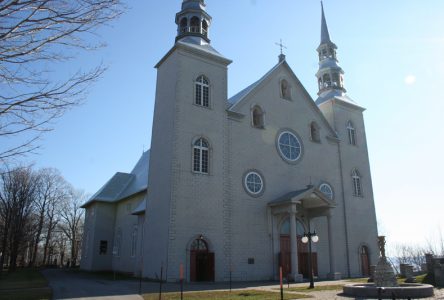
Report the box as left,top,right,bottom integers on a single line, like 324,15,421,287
29,213,45,267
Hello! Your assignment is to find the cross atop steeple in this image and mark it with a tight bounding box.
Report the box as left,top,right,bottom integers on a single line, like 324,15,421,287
275,39,287,62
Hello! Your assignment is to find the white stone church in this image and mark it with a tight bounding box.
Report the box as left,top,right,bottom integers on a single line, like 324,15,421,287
80,0,379,282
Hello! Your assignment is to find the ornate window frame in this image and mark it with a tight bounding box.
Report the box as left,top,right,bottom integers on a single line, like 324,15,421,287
192,137,210,174
279,78,292,100
347,120,357,146
319,182,334,200
276,129,303,164
351,169,363,197
243,170,265,197
251,105,265,129
310,121,321,143
194,75,210,108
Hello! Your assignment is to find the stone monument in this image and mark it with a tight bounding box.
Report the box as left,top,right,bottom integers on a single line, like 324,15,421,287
343,236,434,298
374,236,398,287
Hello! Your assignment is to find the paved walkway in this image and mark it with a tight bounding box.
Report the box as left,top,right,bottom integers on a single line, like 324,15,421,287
42,269,444,300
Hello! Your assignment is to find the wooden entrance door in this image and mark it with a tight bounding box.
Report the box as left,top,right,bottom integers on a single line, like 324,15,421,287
279,235,318,279
279,235,291,277
360,246,370,276
190,238,214,282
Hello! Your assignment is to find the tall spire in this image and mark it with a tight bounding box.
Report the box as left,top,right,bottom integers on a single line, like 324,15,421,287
175,0,212,45
320,1,331,44
315,2,346,98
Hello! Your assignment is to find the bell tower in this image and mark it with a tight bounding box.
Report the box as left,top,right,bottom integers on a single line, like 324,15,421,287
314,2,379,277
316,2,346,98
176,0,212,44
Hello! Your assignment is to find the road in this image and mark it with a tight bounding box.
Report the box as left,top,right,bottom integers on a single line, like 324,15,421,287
42,269,143,300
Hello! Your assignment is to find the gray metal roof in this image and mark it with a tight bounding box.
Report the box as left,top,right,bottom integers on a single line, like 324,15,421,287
131,197,147,215
117,150,150,200
268,185,314,206
317,58,343,73
81,150,150,208
156,38,231,69
268,185,335,210
316,89,365,110
177,38,224,59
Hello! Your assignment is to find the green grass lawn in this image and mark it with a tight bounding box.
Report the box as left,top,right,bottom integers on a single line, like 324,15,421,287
345,277,368,283
0,268,52,300
143,290,312,300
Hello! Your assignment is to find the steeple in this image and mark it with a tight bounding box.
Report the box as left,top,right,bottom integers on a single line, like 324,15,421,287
320,2,331,44
316,2,346,97
175,0,212,45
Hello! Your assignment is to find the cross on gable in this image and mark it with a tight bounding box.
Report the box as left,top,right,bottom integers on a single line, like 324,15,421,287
275,39,287,55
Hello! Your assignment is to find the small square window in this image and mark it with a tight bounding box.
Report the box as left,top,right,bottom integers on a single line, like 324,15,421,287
248,258,255,264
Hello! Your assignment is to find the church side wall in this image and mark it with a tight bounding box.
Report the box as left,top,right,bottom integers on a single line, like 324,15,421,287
143,52,180,279
80,205,96,270
87,203,116,271
111,194,144,275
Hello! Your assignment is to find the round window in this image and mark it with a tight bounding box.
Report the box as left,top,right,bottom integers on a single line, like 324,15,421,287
244,172,263,196
319,183,334,200
277,131,302,162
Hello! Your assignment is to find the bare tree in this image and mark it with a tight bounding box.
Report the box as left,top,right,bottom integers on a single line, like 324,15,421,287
59,189,86,267
28,168,68,266
0,166,37,272
0,0,124,161
394,243,427,272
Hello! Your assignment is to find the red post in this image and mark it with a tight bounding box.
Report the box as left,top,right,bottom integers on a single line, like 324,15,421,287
279,266,283,300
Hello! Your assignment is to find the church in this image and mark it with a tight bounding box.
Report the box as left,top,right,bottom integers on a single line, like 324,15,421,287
80,0,379,282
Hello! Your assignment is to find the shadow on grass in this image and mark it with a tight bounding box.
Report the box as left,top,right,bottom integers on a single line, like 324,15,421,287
0,268,52,300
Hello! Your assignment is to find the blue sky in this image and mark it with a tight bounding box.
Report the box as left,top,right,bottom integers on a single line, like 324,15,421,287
20,1,444,251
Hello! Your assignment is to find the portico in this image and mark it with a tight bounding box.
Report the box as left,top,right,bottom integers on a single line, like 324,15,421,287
269,185,341,282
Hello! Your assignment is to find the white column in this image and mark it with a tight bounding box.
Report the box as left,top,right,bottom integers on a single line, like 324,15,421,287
327,211,341,279
289,208,303,282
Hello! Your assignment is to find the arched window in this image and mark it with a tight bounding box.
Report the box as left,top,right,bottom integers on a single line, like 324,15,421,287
352,169,362,197
323,73,331,88
180,18,188,33
328,47,336,59
310,122,320,142
347,121,356,145
114,228,122,257
280,218,305,236
332,73,340,87
195,75,209,107
281,79,291,100
319,183,334,200
252,106,264,128
321,48,328,59
131,226,137,257
202,20,208,37
193,138,209,174
318,77,323,90
190,238,208,252
190,16,200,33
